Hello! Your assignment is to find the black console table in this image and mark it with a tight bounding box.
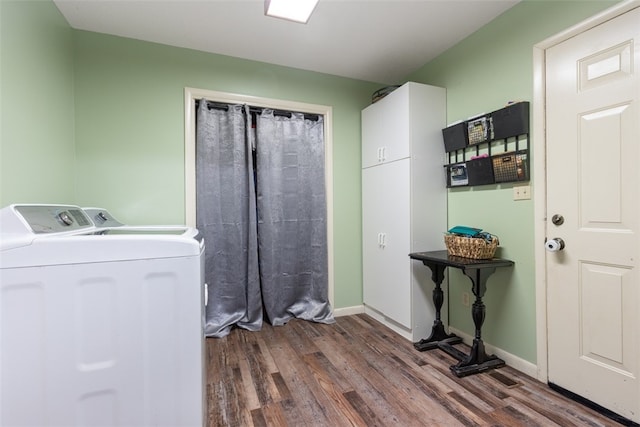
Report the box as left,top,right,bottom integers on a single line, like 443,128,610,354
409,250,514,377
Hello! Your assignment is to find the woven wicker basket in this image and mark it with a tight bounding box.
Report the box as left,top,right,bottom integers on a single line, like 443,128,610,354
444,234,498,259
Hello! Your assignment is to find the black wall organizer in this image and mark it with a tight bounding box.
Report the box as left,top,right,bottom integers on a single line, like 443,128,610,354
443,101,530,188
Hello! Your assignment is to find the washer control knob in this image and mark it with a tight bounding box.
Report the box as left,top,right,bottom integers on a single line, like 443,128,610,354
545,237,565,252
57,211,74,226
98,212,108,222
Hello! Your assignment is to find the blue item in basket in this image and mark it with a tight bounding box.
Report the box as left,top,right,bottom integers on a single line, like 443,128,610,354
448,225,482,237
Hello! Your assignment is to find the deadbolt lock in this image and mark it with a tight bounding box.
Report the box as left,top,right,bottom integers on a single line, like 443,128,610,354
551,214,564,226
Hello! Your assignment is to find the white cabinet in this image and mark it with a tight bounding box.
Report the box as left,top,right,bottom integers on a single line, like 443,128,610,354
361,82,447,342
361,86,410,168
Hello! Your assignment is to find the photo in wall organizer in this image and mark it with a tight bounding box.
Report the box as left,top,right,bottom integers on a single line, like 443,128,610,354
448,163,468,187
467,116,490,145
492,151,528,183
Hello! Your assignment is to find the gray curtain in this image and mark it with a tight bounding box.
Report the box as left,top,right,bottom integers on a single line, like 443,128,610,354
197,103,262,337
256,110,334,326
196,101,334,338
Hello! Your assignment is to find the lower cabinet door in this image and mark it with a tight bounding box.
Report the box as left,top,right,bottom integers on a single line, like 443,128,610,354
362,158,411,328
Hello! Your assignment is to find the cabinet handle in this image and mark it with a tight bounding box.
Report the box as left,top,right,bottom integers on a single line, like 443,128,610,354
377,146,387,162
378,232,386,248
376,147,388,163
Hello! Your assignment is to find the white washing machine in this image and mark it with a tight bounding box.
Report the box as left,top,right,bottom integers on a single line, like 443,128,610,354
0,204,205,427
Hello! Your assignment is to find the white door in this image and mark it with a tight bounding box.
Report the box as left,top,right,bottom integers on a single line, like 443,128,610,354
362,159,411,328
546,7,640,422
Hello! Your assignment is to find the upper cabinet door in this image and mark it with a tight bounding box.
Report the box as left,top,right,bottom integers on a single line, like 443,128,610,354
362,84,410,169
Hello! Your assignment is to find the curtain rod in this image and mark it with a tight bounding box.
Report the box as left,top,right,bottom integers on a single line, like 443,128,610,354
196,99,320,121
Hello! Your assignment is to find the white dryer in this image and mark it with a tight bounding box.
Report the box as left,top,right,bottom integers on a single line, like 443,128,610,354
83,206,211,306
0,204,205,427
83,206,197,237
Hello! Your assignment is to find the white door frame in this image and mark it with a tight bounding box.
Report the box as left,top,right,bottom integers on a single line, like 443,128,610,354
183,87,335,306
532,0,640,383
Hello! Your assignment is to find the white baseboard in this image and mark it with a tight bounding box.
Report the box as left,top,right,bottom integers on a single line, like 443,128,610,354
362,306,413,341
333,305,414,340
448,327,538,378
333,305,365,317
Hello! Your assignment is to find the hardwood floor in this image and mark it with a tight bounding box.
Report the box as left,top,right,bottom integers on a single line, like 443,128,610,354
206,314,619,426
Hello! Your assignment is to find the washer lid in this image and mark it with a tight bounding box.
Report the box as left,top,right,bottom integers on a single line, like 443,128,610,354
0,232,202,268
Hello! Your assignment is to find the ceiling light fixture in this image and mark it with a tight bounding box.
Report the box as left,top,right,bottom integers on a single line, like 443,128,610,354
264,0,319,24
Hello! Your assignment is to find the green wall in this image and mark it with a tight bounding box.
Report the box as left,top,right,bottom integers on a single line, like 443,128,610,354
407,0,619,363
0,0,75,204
74,28,380,311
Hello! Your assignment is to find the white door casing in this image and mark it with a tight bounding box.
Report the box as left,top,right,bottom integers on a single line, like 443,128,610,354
541,4,639,422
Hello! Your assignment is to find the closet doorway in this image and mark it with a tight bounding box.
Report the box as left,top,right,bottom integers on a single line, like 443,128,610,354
183,87,335,310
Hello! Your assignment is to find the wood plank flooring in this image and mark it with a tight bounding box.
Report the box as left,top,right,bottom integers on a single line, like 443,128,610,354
206,314,620,426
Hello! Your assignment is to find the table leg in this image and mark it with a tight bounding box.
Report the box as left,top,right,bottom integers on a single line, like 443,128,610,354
446,267,505,377
414,261,461,351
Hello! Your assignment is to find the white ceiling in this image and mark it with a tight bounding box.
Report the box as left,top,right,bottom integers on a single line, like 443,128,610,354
53,0,520,84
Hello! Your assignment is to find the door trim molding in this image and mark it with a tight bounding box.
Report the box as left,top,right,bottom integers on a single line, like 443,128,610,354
183,87,335,306
532,0,640,383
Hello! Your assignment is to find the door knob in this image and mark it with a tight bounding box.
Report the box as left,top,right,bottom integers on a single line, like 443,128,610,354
545,238,565,252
